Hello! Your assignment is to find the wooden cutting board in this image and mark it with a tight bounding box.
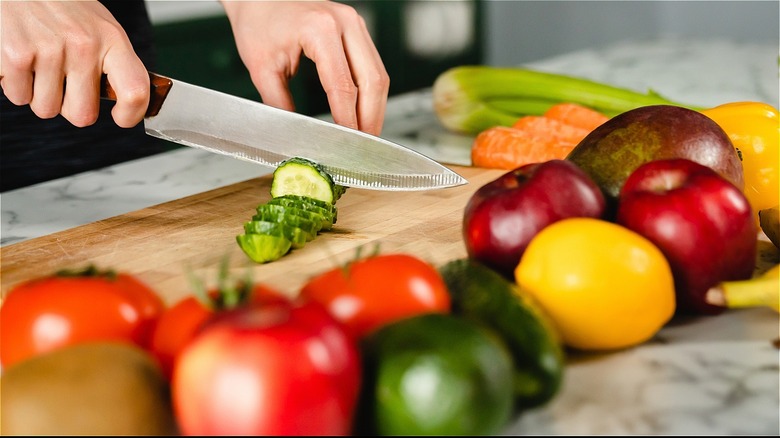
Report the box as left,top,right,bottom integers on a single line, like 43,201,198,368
0,165,505,304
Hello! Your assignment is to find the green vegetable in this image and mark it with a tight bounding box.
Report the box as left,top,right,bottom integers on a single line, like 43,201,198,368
236,233,292,263
267,197,336,230
356,313,514,436
439,258,565,409
432,65,701,135
237,157,343,264
274,194,338,214
243,220,310,249
270,157,347,204
253,204,322,238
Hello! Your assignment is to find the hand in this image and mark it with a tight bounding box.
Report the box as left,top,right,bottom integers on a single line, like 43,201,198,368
220,0,390,136
0,0,149,128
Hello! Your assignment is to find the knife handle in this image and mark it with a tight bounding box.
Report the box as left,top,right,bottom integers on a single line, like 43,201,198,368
100,72,173,118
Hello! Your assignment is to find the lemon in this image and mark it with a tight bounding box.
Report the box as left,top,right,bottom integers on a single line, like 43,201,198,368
514,218,676,351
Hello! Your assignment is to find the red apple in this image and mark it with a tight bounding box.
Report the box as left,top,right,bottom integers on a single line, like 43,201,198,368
617,158,757,315
463,159,606,277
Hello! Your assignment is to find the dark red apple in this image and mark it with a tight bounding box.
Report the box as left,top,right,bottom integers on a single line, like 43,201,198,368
463,159,606,277
616,158,757,315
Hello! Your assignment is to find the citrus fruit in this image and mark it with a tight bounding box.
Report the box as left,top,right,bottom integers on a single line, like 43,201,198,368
514,217,676,351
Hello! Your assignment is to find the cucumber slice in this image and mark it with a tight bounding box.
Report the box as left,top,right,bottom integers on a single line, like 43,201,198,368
275,194,337,213
243,220,310,249
236,233,292,263
267,198,337,227
253,204,322,237
256,203,330,232
270,157,346,204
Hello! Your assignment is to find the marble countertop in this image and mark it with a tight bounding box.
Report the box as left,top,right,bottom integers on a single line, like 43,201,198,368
1,38,778,434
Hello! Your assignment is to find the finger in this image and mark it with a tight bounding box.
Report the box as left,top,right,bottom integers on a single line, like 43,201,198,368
0,69,34,106
340,14,389,136
0,2,36,105
250,68,296,112
29,64,65,120
306,35,359,131
102,47,149,128
60,68,101,127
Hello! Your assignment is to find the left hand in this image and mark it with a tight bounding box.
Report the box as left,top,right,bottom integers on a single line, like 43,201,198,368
220,0,390,136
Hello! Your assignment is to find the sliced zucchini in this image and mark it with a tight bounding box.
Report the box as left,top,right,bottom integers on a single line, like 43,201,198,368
236,233,291,263
243,220,310,249
270,157,347,204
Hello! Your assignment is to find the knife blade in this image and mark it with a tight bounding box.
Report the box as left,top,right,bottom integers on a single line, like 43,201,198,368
100,72,467,191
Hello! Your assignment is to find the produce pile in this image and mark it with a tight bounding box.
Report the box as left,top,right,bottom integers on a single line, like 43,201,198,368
1,66,779,436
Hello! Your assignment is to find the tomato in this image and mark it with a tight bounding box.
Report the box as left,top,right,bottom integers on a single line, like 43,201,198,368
0,266,165,368
299,253,451,339
172,299,361,435
149,282,287,379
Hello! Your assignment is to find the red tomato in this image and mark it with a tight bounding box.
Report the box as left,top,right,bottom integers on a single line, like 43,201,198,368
172,299,361,435
0,268,165,368
150,283,287,379
299,253,451,339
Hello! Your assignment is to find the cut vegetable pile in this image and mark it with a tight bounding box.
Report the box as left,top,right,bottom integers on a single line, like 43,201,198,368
236,157,346,263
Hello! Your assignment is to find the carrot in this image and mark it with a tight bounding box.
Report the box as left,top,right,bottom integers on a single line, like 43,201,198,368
543,102,609,131
471,126,572,170
470,103,609,170
512,116,590,148
471,103,608,170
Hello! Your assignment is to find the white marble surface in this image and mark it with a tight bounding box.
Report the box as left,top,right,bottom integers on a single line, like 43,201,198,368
1,38,779,434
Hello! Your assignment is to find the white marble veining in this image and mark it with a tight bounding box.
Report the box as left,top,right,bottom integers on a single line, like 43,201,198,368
1,38,778,435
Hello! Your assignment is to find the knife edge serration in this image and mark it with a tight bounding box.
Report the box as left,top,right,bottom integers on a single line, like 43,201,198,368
326,167,467,191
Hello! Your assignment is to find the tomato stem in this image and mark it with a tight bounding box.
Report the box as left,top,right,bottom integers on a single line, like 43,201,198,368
56,264,118,280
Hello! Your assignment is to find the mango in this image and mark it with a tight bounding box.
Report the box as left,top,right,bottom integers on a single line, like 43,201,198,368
566,105,744,210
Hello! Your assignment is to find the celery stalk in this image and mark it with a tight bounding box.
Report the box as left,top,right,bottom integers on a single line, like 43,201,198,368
432,65,701,135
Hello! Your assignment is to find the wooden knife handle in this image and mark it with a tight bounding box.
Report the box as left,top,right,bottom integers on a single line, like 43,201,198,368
99,72,173,118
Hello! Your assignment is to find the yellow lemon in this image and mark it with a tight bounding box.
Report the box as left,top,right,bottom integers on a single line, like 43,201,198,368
514,218,675,351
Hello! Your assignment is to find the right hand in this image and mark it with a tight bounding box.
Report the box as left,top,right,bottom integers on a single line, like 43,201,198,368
0,0,149,128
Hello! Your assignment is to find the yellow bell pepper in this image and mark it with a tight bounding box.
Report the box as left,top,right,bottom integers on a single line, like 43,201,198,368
701,101,779,215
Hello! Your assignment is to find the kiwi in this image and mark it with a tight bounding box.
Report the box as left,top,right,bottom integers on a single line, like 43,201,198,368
1,342,177,436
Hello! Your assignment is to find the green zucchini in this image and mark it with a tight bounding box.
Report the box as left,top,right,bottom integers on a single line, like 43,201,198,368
236,233,291,263
439,258,565,409
270,157,347,204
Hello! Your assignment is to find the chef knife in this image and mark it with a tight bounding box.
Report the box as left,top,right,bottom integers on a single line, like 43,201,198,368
100,72,467,191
